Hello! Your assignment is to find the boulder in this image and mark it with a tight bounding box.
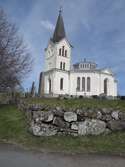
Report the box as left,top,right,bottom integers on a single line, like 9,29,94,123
118,112,125,120
31,123,57,136
111,111,119,120
96,111,102,119
31,124,41,135
107,120,125,131
53,117,70,128
71,122,79,130
58,128,78,136
78,119,106,135
101,114,112,122
76,109,86,121
64,112,77,122
101,108,112,114
53,109,64,117
40,111,54,122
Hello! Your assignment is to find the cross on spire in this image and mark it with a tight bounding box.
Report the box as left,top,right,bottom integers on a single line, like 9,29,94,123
52,7,66,43
59,6,63,14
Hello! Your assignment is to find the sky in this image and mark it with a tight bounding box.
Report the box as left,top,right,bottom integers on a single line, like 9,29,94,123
0,0,125,95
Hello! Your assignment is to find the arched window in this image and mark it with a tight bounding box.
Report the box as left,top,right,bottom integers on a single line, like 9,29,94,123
63,62,65,70
87,77,91,92
60,62,62,69
104,78,108,95
60,78,63,90
77,77,80,91
65,50,67,57
62,46,64,56
48,79,51,93
82,77,85,91
59,48,61,56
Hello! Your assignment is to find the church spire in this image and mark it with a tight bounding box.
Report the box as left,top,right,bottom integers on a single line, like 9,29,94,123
52,8,66,43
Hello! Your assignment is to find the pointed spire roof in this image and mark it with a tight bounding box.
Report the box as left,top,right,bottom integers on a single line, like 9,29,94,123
52,8,66,43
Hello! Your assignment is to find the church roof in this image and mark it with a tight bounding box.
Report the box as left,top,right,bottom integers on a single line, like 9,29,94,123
52,9,66,43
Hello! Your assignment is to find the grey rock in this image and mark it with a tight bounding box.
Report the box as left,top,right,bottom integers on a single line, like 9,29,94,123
64,112,77,122
53,117,70,128
111,111,119,120
118,112,125,120
53,109,64,117
71,122,79,130
107,120,125,131
31,124,41,135
58,128,78,136
101,114,112,122
96,111,102,119
40,111,54,122
101,108,112,114
78,119,106,135
31,123,57,136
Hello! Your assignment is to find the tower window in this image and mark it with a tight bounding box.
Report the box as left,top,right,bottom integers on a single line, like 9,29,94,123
60,62,62,69
65,50,67,57
60,78,63,90
87,77,91,92
59,48,61,56
77,77,80,91
62,46,64,56
63,62,65,70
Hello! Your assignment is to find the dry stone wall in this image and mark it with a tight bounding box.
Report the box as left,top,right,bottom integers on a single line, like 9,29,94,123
19,102,125,136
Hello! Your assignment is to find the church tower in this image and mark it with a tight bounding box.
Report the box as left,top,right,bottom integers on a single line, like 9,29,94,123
40,9,72,96
44,9,72,72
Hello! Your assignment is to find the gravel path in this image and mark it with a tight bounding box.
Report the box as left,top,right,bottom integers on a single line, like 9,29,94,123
0,144,125,167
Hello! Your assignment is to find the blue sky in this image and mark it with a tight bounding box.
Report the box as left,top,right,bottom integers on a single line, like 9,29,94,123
0,0,125,95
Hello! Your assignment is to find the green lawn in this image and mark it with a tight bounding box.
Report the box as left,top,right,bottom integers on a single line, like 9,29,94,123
1,103,125,155
26,97,125,110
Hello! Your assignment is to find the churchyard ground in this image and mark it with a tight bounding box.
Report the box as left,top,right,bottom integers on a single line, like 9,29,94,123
0,98,125,155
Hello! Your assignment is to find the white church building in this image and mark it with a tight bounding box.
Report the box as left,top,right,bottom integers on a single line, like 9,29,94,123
39,10,117,97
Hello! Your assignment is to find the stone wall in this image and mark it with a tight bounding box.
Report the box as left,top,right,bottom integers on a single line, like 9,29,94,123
19,102,125,136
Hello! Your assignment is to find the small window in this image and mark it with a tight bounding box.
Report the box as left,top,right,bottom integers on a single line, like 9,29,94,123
62,46,64,56
63,62,65,70
60,78,63,90
77,77,80,91
60,62,62,69
59,48,61,56
87,77,91,92
82,77,85,91
65,50,67,57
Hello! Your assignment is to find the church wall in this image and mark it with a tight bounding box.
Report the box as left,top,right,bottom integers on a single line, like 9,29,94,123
100,73,117,96
69,72,100,96
53,71,69,95
69,72,117,97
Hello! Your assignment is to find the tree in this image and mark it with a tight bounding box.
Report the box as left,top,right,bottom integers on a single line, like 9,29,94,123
0,9,32,92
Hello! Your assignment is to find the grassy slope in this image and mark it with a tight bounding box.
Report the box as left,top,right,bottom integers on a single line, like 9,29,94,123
26,98,125,110
0,102,125,154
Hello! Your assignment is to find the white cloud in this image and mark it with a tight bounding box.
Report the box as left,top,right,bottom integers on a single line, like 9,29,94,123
40,20,54,31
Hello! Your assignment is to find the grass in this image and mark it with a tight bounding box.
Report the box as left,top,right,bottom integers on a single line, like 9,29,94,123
1,103,125,155
26,97,125,110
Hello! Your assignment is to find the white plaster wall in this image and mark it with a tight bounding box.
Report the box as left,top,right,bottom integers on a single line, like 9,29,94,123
100,73,117,96
55,38,71,71
69,71,117,97
69,72,100,96
44,39,71,72
53,71,69,95
44,70,117,97
44,42,56,71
